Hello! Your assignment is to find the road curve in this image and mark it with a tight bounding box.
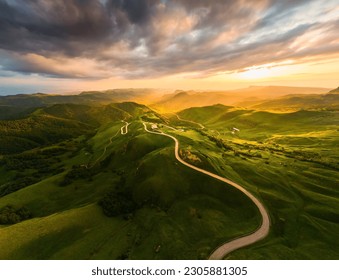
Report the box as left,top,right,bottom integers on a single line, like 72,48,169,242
121,121,130,135
174,113,205,129
142,122,270,260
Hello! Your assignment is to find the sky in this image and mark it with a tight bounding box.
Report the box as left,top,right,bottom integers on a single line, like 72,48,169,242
0,0,339,95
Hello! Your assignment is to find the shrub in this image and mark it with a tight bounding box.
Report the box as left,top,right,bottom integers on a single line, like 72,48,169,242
0,205,32,224
99,190,137,217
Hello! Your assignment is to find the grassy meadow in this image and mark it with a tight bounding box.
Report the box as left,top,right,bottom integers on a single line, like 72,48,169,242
175,105,339,259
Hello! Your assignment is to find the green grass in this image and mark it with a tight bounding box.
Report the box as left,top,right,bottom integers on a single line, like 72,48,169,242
0,204,131,259
0,102,338,259
174,105,339,259
0,117,261,259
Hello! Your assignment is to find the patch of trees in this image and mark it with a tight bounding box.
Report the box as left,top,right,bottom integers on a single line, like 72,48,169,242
0,115,94,154
201,130,286,160
140,115,162,123
99,152,115,168
0,177,40,197
0,136,38,154
284,150,339,170
59,165,99,186
2,148,66,172
200,132,236,152
67,136,94,159
0,205,32,224
40,147,68,156
0,147,66,196
98,174,137,218
99,190,137,218
0,146,68,197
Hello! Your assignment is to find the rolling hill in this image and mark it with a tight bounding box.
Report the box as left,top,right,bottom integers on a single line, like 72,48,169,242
175,104,339,259
250,92,339,111
0,87,338,260
0,102,152,154
0,107,260,259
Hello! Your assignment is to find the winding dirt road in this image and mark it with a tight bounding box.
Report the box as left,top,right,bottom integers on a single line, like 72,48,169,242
174,113,205,129
121,121,130,135
142,122,270,260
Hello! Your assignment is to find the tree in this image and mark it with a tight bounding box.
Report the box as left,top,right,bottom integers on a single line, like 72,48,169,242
0,205,32,224
99,190,137,217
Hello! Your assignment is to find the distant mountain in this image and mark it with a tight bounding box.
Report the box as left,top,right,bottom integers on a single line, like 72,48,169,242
151,91,234,112
152,86,330,112
251,87,339,111
0,86,334,119
230,85,329,97
0,89,163,120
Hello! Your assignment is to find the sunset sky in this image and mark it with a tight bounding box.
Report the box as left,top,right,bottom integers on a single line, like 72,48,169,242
0,0,338,95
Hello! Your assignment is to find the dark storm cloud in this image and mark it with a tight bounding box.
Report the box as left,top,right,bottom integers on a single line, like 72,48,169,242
0,0,338,79
107,0,158,24
0,0,114,55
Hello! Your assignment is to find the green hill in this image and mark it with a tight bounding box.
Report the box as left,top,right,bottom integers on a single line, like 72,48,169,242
39,103,131,126
176,104,339,259
0,116,260,259
0,102,155,154
0,99,338,260
179,106,339,138
0,114,93,154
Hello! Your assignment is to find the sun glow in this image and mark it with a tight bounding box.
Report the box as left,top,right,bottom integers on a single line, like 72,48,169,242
233,61,297,81
238,67,272,80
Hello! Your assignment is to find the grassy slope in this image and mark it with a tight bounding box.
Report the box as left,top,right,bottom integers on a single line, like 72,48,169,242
0,204,130,260
0,117,260,259
176,105,339,259
0,102,140,155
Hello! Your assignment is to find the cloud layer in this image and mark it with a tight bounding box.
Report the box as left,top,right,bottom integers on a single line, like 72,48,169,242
0,0,338,79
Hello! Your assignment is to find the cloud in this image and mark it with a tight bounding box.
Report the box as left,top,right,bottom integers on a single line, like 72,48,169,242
0,0,338,79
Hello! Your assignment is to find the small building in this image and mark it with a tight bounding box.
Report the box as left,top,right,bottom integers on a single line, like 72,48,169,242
151,124,158,130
